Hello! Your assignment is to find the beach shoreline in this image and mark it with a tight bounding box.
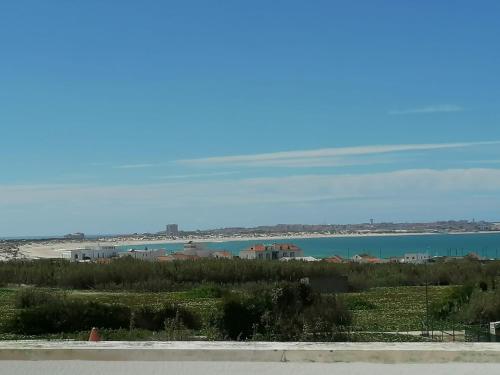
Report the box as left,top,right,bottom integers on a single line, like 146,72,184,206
12,230,500,259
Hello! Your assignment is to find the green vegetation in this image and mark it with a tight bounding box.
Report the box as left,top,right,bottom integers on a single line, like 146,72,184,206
0,284,351,341
0,287,218,340
1,257,498,291
213,284,351,341
345,286,458,331
0,258,499,341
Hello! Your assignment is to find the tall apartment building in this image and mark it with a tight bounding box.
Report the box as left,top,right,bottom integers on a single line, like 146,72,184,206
166,224,179,236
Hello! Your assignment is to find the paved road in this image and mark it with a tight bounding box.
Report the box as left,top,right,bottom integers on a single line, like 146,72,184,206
2,361,500,375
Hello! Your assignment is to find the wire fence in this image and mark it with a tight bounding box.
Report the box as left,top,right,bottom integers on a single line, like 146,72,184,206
332,322,499,342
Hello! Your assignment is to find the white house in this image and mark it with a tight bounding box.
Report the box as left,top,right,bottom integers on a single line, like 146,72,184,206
182,241,218,258
61,245,118,262
403,253,430,264
239,243,303,260
279,256,319,262
351,254,384,263
119,248,166,261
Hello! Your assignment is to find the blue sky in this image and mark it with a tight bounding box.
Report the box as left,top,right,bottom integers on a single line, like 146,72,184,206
1,1,500,236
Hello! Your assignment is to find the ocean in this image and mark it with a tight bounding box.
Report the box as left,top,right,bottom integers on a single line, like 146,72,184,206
118,232,500,259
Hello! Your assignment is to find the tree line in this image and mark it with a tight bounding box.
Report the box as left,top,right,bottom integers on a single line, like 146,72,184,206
0,257,498,291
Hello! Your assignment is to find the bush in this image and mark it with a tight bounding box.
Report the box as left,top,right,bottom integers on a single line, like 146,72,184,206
11,299,131,335
215,294,266,340
131,304,200,331
430,284,474,320
15,288,64,308
459,289,500,324
214,283,352,341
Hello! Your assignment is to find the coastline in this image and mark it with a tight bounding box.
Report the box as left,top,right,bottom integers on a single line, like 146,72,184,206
14,230,500,260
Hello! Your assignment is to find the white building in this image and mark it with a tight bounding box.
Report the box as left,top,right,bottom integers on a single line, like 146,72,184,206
211,251,233,259
119,248,166,261
62,245,118,262
182,241,218,257
239,243,303,260
280,256,319,262
351,254,384,263
403,253,430,264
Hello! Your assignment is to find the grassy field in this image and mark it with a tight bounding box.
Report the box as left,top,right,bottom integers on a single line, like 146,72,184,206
0,289,16,333
342,285,457,332
0,287,221,340
0,285,458,340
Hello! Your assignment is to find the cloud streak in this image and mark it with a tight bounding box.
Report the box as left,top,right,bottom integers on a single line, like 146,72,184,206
177,141,498,168
152,171,239,180
114,163,162,169
2,168,500,235
388,104,463,115
3,168,500,207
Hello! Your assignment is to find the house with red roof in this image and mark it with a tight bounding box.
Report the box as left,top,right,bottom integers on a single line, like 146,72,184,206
239,243,303,260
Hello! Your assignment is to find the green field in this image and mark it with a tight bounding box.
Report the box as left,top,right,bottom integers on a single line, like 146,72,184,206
0,289,16,333
0,285,459,340
342,286,457,331
0,287,220,340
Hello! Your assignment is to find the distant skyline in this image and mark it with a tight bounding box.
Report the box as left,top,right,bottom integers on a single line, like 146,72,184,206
1,1,500,236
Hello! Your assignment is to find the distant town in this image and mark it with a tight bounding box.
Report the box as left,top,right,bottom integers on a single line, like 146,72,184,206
49,219,500,242
1,219,499,262
15,240,491,266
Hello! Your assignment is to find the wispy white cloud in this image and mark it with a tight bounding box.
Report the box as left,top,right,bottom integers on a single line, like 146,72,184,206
152,171,239,180
3,168,500,207
388,104,463,115
3,168,500,235
113,163,162,169
177,141,498,168
467,160,500,165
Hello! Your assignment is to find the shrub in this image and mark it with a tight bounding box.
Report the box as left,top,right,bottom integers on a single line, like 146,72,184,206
15,288,63,308
215,295,266,340
430,284,474,320
459,289,500,324
11,299,130,335
214,283,352,341
131,304,200,331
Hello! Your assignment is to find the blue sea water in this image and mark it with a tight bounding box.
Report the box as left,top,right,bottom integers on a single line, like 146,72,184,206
118,233,500,259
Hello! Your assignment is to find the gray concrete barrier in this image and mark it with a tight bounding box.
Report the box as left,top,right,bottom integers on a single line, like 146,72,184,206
1,341,500,363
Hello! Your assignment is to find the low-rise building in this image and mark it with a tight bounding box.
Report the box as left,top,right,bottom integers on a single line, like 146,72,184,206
211,250,233,259
157,253,199,262
181,241,231,258
403,253,430,264
119,248,166,261
323,255,345,263
239,243,303,260
63,232,85,240
351,254,384,264
182,241,217,257
62,245,118,262
280,256,319,262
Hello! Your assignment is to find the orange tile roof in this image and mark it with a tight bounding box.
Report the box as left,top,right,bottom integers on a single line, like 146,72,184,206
244,243,301,252
324,255,344,263
248,244,266,252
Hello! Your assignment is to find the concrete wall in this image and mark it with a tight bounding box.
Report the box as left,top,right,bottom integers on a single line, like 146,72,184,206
2,341,500,363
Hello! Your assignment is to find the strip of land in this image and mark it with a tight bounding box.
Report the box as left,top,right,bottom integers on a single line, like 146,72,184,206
7,230,498,260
